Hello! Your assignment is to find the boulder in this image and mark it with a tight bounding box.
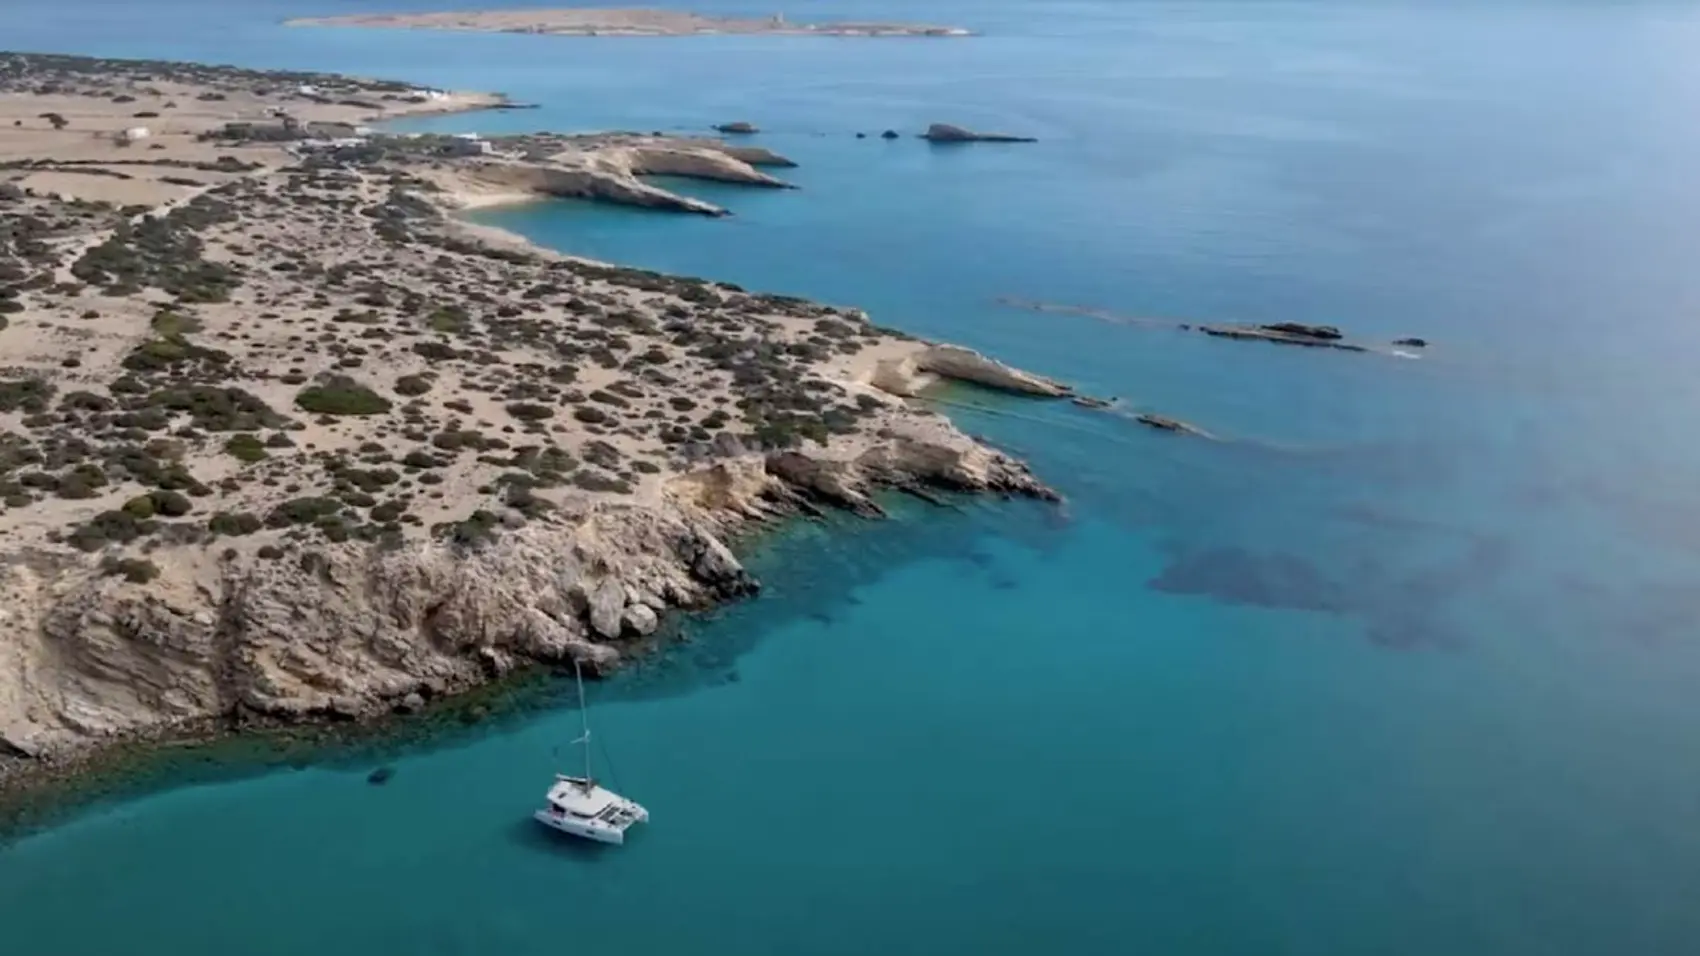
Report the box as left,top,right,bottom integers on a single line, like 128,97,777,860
921,123,1037,144
587,577,626,639
0,731,37,759
714,121,758,134
880,129,900,140
623,603,659,636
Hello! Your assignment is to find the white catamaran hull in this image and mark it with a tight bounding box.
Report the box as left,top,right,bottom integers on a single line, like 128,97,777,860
533,804,649,845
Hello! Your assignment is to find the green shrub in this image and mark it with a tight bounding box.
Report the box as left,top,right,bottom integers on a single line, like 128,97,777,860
334,466,400,491
295,376,391,416
68,509,153,551
506,402,553,421
145,386,280,431
149,308,202,337
395,374,432,397
121,493,156,517
267,496,342,527
147,489,193,517
60,391,114,413
99,556,160,584
571,470,632,494
55,464,107,499
424,304,470,333
0,378,53,414
207,511,262,536
434,509,500,549
224,433,267,462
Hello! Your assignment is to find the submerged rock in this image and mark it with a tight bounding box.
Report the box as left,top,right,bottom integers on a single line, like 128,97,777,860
1135,413,1209,437
1261,321,1342,341
713,121,758,134
1393,337,1428,348
880,129,900,140
1199,324,1367,352
367,766,395,785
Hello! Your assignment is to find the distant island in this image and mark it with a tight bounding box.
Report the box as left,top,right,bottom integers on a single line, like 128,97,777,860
285,8,975,38
0,50,1061,807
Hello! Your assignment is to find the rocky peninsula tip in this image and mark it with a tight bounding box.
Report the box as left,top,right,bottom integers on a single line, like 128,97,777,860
0,51,1065,805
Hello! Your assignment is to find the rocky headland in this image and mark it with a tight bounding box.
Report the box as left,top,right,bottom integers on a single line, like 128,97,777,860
0,52,1067,797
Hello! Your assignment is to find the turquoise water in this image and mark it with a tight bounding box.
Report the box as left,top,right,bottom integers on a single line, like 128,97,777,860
8,1,1700,953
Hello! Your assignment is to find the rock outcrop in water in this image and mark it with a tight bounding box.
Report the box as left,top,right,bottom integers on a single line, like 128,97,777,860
921,123,1038,144
456,136,795,216
1199,323,1368,352
868,345,1074,397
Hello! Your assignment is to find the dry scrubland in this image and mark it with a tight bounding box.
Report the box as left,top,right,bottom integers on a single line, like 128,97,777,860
0,52,1067,786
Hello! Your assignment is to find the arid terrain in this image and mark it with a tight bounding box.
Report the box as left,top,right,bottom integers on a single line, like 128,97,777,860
285,7,973,38
0,52,1067,791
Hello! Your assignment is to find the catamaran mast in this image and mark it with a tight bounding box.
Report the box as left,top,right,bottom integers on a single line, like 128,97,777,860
574,658,593,787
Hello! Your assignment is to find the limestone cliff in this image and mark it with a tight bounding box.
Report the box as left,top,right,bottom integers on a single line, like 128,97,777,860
0,416,1051,766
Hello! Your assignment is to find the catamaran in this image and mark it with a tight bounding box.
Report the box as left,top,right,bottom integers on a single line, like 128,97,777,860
533,660,649,845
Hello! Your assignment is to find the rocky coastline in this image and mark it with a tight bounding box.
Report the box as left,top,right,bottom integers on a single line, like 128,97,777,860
0,51,1070,811
286,9,976,39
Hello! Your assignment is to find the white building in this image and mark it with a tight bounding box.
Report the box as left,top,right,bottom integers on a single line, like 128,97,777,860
120,126,151,142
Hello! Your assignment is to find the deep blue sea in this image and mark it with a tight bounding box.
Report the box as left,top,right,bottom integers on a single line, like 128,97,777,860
7,1,1700,953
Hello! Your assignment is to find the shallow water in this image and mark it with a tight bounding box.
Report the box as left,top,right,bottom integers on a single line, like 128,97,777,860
6,1,1700,953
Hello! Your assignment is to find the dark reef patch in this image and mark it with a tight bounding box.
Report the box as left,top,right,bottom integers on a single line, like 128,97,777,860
1148,547,1351,614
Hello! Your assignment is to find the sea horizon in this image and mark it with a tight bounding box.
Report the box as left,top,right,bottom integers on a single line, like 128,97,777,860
6,2,1700,954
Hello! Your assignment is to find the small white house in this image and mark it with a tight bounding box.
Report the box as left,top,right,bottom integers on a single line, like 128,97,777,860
445,133,493,156
120,126,151,142
297,84,321,96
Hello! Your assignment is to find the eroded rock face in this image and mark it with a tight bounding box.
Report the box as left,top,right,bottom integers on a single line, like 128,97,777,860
0,419,1052,760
